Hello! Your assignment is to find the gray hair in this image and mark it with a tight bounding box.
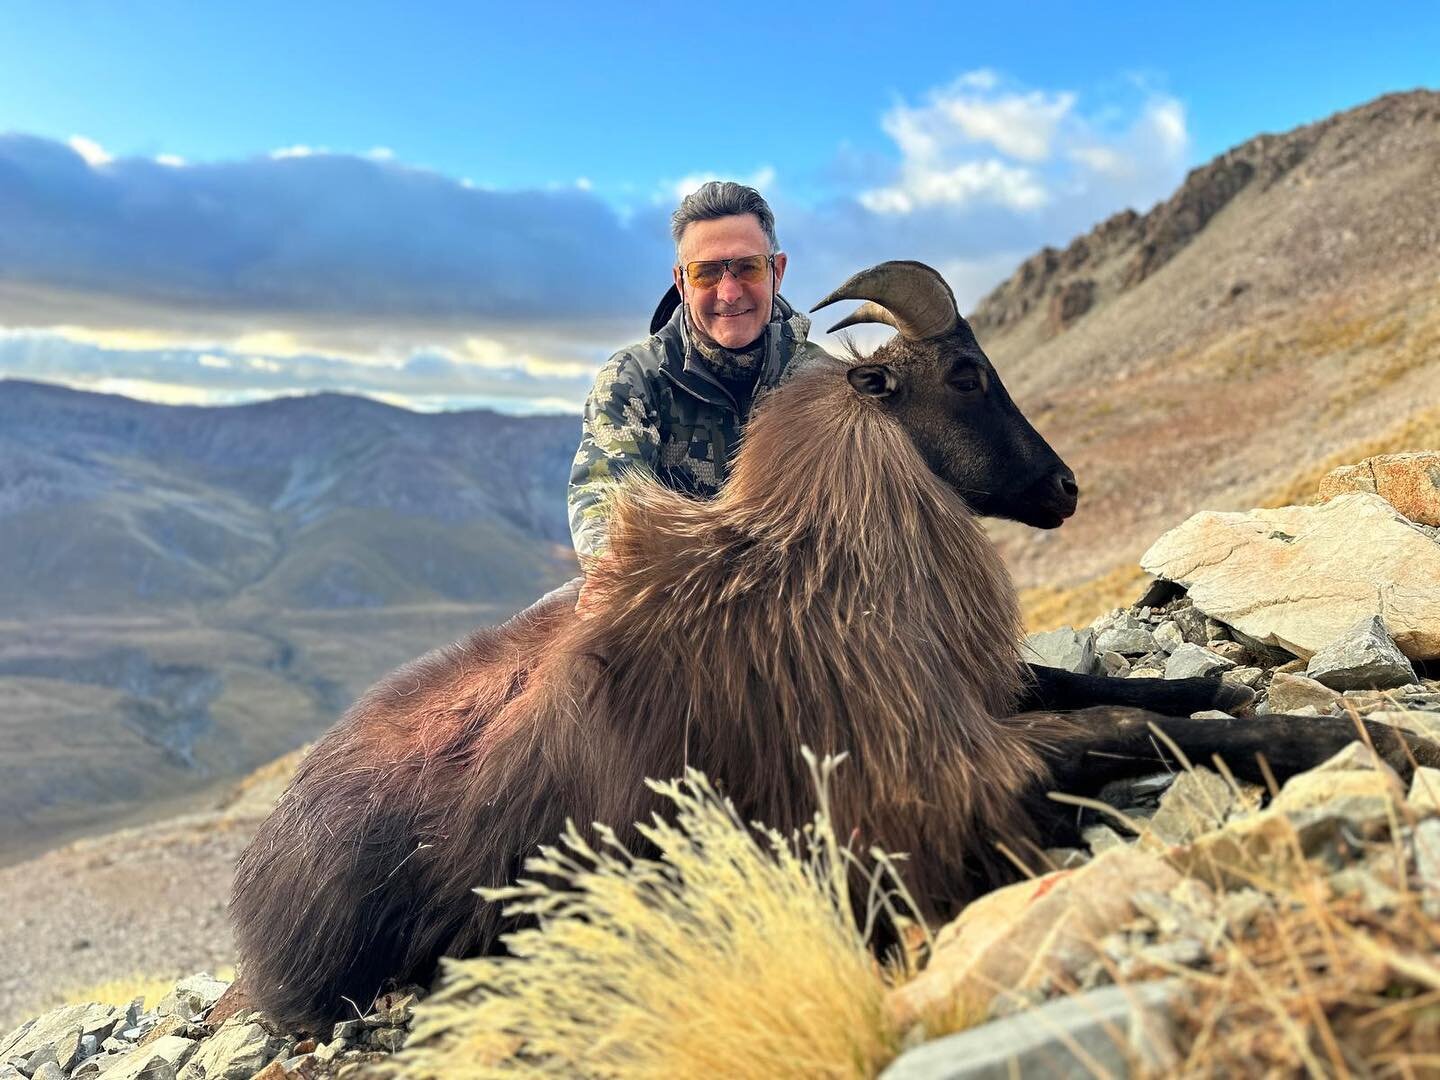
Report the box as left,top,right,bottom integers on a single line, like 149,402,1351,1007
670,181,779,255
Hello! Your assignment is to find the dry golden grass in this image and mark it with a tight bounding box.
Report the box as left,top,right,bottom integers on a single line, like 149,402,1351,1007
1262,404,1440,510
34,965,236,1016
1171,803,1440,1074
1019,562,1150,634
395,754,917,1079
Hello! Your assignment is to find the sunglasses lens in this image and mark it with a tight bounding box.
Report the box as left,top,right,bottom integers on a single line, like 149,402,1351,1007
683,255,770,289
732,255,769,283
686,261,724,288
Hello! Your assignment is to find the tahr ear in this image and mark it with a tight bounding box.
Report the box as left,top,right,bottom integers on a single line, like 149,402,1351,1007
847,363,900,399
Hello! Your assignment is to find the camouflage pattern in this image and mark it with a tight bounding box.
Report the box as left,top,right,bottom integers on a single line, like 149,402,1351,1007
568,294,831,557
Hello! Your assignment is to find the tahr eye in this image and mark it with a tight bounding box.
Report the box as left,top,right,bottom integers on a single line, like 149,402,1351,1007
951,375,981,393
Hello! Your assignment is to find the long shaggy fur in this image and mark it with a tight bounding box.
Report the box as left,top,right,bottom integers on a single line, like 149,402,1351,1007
230,357,1079,1031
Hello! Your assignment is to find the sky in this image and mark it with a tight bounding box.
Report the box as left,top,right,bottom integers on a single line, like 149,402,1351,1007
1,1,1436,413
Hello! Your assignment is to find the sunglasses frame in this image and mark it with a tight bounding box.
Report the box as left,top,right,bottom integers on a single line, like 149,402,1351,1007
680,253,775,289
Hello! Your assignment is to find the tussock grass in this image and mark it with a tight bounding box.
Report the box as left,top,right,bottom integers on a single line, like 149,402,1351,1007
1172,810,1440,1075
395,753,916,1079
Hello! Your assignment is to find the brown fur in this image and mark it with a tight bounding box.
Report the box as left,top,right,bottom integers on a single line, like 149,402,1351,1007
230,356,1079,1031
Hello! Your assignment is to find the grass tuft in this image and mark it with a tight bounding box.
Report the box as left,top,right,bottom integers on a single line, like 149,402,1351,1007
393,752,914,1079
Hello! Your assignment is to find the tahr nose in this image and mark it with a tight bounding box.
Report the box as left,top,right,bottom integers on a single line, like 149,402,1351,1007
1053,467,1080,505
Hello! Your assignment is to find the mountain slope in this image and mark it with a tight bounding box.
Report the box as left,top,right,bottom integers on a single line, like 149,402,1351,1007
969,90,1440,605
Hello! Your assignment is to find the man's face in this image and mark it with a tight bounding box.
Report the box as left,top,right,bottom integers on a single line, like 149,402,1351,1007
673,214,788,350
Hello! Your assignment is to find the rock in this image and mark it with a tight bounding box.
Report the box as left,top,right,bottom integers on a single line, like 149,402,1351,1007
1128,667,1165,679
178,1019,288,1080
1140,493,1440,660
1304,615,1418,691
882,980,1180,1079
1131,884,1218,941
24,1045,60,1075
1207,640,1251,664
1091,609,1142,632
138,1018,201,1049
1265,672,1343,714
1318,452,1440,526
1099,650,1130,677
368,1029,406,1053
0,1005,121,1074
1331,865,1403,909
1217,889,1269,936
1023,627,1096,675
331,1021,364,1042
1271,767,1403,821
1144,768,1239,846
1081,823,1129,854
99,1037,197,1080
1415,820,1440,893
1190,710,1234,719
155,975,230,1024
1095,627,1158,656
1408,766,1440,812
1171,605,1210,645
886,848,1181,1027
1224,666,1264,689
1305,741,1398,776
1153,621,1186,654
1370,710,1440,741
29,1065,64,1080
1164,642,1236,680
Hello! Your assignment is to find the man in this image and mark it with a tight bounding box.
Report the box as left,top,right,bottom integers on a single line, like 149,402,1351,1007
567,181,832,559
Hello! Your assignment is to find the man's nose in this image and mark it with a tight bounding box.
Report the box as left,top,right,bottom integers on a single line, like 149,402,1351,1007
716,271,744,303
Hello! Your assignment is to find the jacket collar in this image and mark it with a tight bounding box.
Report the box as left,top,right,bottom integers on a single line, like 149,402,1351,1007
656,294,812,410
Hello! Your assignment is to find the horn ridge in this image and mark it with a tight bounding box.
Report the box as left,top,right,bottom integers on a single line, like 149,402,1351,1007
810,259,958,341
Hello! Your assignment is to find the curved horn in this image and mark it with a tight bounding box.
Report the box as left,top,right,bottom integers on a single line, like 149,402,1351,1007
809,260,958,341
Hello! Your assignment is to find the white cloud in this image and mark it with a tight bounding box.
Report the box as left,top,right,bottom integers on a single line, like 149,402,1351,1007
269,144,321,159
860,160,1047,214
937,89,1075,162
197,353,231,368
367,146,396,161
669,164,777,202
68,135,112,167
155,153,186,167
858,73,1188,221
1144,98,1188,155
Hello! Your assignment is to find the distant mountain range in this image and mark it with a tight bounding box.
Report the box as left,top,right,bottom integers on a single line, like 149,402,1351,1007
0,381,579,614
0,383,580,864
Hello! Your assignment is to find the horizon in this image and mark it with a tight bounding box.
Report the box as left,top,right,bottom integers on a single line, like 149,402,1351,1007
3,2,1437,414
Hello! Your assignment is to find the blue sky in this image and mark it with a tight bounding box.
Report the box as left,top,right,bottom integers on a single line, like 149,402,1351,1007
2,1,1436,412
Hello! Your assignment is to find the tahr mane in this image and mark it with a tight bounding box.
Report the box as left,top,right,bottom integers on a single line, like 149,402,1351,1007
578,358,1032,834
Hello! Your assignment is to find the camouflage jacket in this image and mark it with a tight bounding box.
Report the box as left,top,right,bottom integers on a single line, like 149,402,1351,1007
567,295,831,557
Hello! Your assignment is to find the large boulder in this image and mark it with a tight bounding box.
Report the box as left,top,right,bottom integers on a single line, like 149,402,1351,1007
1140,493,1440,659
1317,451,1440,526
885,848,1180,1028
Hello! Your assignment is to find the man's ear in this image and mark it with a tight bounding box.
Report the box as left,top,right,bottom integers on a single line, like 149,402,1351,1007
672,263,685,296
847,363,900,399
771,251,787,292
